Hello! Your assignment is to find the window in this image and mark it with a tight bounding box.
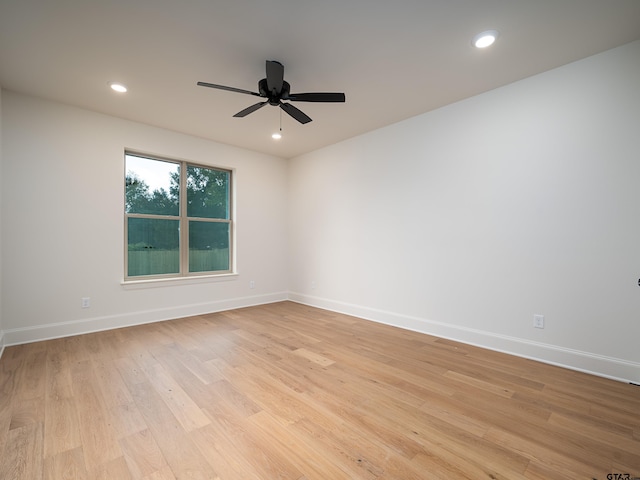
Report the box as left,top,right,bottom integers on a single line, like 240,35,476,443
125,152,232,280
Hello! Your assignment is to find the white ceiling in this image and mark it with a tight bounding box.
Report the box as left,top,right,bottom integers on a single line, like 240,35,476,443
1,0,640,159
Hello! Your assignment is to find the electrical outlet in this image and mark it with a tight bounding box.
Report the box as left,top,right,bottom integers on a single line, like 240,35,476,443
249,280,255,289
311,281,316,290
81,297,91,308
533,314,544,329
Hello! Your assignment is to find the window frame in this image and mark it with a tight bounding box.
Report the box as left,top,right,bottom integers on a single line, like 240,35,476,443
124,151,234,282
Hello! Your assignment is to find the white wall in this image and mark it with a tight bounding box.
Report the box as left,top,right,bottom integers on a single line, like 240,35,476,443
2,42,639,382
0,87,4,356
289,40,640,382
1,91,289,344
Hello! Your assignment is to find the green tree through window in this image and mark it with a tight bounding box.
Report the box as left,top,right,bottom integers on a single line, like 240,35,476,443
125,153,232,278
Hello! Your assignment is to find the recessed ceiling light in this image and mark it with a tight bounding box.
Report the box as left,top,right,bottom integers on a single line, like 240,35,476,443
109,82,128,93
472,30,499,49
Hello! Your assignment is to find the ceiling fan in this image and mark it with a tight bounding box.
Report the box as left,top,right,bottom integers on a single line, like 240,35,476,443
197,60,345,124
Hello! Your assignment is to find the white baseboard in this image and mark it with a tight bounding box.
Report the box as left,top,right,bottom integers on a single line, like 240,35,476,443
3,292,288,347
288,292,640,384
5,290,638,384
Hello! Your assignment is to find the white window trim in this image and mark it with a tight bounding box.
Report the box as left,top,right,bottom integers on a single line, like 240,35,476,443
120,272,239,289
124,151,235,283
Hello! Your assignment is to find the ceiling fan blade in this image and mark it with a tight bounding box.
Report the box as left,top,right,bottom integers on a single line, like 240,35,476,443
280,102,312,124
266,60,284,95
233,101,268,117
287,92,346,102
197,81,261,97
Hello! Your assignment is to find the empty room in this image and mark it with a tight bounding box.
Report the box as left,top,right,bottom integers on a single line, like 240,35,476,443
1,1,639,479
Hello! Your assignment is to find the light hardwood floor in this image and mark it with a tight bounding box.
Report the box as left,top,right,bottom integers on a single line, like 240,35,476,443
1,301,639,479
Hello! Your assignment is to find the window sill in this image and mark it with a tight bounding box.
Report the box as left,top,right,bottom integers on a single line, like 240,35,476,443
121,273,238,289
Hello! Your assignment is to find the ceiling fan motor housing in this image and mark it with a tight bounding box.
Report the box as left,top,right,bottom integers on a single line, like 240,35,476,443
258,78,291,105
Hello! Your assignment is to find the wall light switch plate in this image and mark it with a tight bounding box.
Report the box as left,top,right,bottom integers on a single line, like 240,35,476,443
533,314,544,329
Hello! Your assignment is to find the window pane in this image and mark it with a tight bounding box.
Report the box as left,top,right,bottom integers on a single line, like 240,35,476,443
125,155,180,215
189,221,230,272
128,218,180,276
187,165,230,219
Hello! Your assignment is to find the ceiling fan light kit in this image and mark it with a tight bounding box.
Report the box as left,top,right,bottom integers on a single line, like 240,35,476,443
197,60,345,125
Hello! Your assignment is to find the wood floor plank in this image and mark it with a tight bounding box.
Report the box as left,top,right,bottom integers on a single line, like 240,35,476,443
289,415,385,479
410,442,530,480
215,378,266,418
291,347,335,367
224,364,309,426
442,369,516,398
149,345,220,410
43,395,83,458
300,384,426,460
142,361,211,432
244,409,351,480
119,428,170,478
0,346,23,458
125,379,219,479
70,359,124,471
45,340,74,400
142,465,177,480
9,395,44,430
43,447,88,480
0,421,44,480
195,402,302,480
546,412,640,466
485,425,607,478
0,301,639,479
90,456,134,480
92,357,137,409
190,424,264,480
167,342,225,385
14,348,47,401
